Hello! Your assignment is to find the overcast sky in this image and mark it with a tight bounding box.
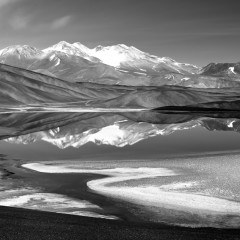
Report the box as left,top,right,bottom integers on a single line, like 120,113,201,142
0,0,239,66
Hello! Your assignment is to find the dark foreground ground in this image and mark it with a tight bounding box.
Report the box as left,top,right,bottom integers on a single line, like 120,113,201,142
0,206,240,240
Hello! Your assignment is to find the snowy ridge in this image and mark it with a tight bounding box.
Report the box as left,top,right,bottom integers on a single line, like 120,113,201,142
0,41,200,73
42,41,163,67
0,45,41,56
2,40,239,87
43,41,98,62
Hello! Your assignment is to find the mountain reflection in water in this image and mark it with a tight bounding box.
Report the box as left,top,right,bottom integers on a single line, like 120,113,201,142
1,110,240,148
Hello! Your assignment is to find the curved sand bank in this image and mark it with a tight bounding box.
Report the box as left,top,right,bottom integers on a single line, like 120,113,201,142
23,162,240,228
0,189,117,220
0,164,118,220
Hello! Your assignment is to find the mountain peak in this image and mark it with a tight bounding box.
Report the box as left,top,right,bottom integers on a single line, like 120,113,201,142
43,41,80,54
44,41,74,51
73,42,91,53
0,44,39,52
90,43,160,67
0,45,41,57
42,41,99,62
115,44,129,49
94,45,104,51
58,40,70,44
73,42,87,47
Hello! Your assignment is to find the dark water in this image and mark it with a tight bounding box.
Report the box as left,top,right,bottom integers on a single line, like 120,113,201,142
1,111,240,228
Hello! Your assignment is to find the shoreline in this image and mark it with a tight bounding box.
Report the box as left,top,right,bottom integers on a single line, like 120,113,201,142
4,162,141,222
0,205,240,240
22,162,240,228
1,160,240,238
2,158,240,229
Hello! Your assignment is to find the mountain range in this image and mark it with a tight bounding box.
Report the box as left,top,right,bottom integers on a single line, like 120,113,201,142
0,41,239,87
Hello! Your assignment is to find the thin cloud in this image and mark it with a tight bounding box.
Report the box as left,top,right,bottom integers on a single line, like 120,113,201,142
9,11,32,30
50,16,72,29
0,0,19,9
8,13,73,32
0,0,29,30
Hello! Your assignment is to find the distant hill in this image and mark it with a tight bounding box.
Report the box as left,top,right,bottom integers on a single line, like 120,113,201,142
0,64,240,111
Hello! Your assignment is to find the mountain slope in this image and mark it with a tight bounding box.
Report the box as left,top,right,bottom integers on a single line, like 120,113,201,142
0,63,138,107
1,64,240,111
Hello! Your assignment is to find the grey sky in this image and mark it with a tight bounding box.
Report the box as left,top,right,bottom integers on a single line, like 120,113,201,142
0,0,239,66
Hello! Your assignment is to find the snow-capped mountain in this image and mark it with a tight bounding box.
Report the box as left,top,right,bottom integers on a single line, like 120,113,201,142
0,41,239,87
92,44,146,67
43,41,199,74
200,62,240,77
0,41,199,74
91,44,199,74
0,45,41,58
43,41,99,63
41,41,200,76
0,45,43,69
92,44,162,69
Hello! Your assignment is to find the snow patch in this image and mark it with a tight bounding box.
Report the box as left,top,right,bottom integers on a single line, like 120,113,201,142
229,67,236,74
228,120,236,128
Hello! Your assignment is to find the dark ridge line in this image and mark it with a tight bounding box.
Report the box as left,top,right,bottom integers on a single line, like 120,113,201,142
153,106,240,112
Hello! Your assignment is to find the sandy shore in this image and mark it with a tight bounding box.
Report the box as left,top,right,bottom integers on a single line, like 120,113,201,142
0,205,240,240
0,160,240,239
23,162,240,228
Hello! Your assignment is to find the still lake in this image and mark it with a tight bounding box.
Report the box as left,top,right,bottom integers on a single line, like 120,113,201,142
0,111,240,228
